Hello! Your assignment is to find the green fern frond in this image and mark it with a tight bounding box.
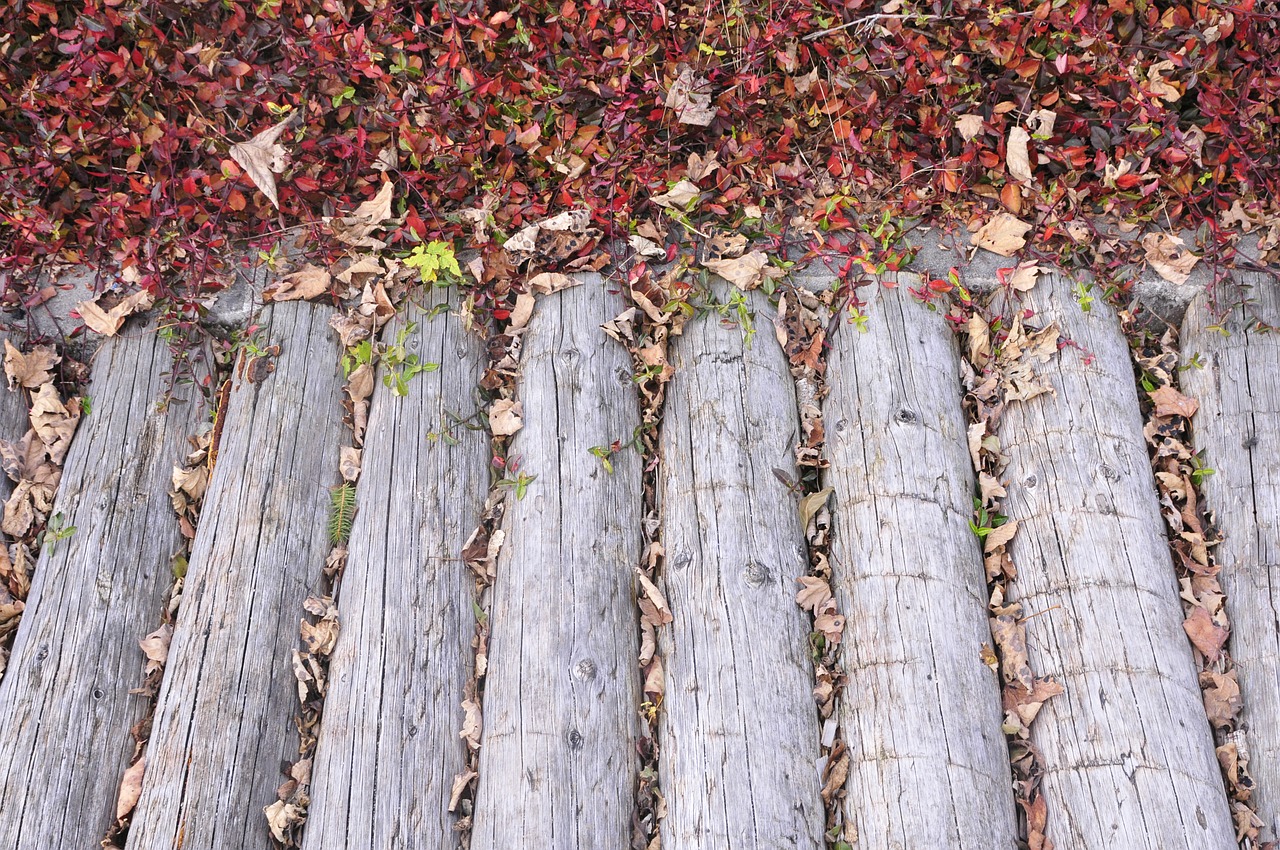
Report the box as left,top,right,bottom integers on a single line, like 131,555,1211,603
328,483,357,545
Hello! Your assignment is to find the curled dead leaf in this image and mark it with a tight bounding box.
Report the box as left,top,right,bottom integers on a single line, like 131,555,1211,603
78,290,155,336
972,214,1032,257
116,756,146,821
1141,233,1200,285
666,66,716,126
265,264,330,303
489,399,523,436
229,113,296,209
3,340,59,390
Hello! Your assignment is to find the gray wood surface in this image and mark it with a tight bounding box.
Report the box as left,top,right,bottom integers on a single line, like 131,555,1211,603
471,275,642,848
825,281,1017,848
1182,272,1280,838
658,284,824,850
998,273,1235,848
0,334,30,507
303,293,488,847
127,302,344,850
0,324,205,848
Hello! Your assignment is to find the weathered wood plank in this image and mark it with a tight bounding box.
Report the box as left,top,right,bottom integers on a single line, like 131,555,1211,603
304,293,488,847
471,275,642,848
658,284,824,850
0,335,30,507
825,281,1017,847
0,324,205,848
1182,272,1280,837
998,273,1234,848
128,302,345,850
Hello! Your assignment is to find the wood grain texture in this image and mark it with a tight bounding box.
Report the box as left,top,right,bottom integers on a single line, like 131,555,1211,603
0,334,31,507
998,273,1235,848
1182,272,1280,837
0,324,205,848
471,275,643,848
658,284,824,850
303,293,488,848
825,280,1017,848
128,302,344,850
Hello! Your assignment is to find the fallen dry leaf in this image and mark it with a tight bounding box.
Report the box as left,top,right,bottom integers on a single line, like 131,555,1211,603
528,272,581,294
704,251,772,290
228,114,295,209
1150,385,1199,418
1141,233,1200,285
77,290,156,336
956,113,984,142
1184,605,1228,659
265,264,330,302
799,486,833,531
629,235,666,259
138,624,172,676
1006,126,1033,183
116,756,146,821
503,209,592,256
651,179,701,210
972,214,1032,257
339,446,361,482
666,66,716,126
489,399,523,436
1007,263,1044,292
29,383,80,464
795,575,832,612
3,340,58,390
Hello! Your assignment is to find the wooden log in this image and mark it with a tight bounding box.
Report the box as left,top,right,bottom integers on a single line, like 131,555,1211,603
998,273,1234,848
825,280,1017,847
1182,273,1280,837
304,293,488,846
0,324,207,848
128,302,345,850
658,284,824,850
0,334,31,506
471,275,642,848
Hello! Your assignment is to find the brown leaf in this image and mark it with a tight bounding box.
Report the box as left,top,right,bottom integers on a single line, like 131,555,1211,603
138,624,172,675
799,487,833,531
956,113,984,142
116,756,146,821
265,264,330,302
1141,233,1200,285
29,383,80,464
339,446,361,482
1006,126,1034,184
448,771,478,812
1149,385,1199,419
972,214,1032,257
1007,262,1043,292
489,399,523,436
528,272,581,295
704,251,771,291
666,66,716,126
984,520,1019,553
651,179,701,210
1200,669,1241,728
637,571,674,626
1184,605,1228,659
77,290,155,336
3,340,59,390
229,116,295,209
460,698,482,748
991,614,1034,689
795,575,832,612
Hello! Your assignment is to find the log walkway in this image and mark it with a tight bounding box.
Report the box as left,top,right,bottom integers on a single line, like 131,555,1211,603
0,262,1273,850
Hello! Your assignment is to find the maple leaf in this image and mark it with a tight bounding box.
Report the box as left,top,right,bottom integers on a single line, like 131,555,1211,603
228,113,297,210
